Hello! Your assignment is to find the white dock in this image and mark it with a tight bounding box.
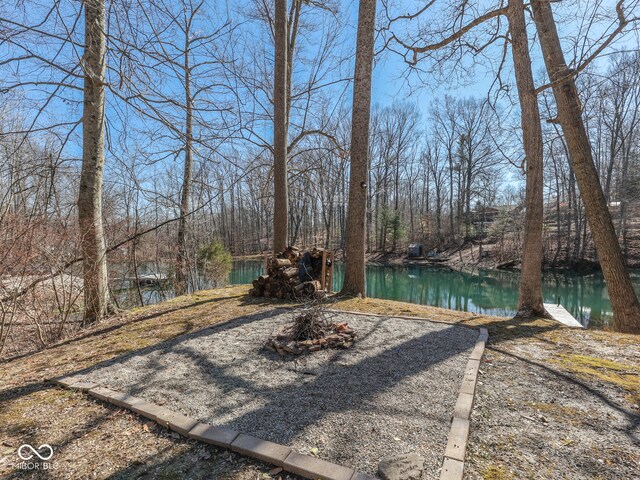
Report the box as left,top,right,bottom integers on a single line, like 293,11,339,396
543,303,584,329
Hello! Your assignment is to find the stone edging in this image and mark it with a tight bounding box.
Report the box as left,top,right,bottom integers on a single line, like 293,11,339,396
52,376,375,480
439,327,488,480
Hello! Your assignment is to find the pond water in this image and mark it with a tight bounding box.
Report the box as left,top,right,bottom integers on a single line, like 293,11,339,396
229,259,640,329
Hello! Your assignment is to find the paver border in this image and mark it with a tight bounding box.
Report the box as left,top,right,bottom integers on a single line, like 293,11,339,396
439,327,488,480
52,377,365,480
51,317,486,480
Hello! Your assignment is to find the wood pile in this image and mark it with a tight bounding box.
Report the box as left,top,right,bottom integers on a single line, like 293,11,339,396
266,322,356,355
248,246,332,300
265,298,355,356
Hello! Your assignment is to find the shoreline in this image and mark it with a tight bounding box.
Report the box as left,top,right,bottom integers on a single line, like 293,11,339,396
233,252,638,277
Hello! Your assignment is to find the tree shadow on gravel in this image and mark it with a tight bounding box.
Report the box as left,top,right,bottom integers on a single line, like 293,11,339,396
65,308,292,379
0,306,564,425
205,320,476,445
13,306,619,451
54,309,573,448
0,308,287,407
71,310,481,447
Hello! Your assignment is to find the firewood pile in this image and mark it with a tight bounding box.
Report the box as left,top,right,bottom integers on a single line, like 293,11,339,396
248,246,333,300
265,301,355,355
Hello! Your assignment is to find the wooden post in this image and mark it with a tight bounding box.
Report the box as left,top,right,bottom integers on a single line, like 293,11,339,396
320,250,327,290
327,251,334,293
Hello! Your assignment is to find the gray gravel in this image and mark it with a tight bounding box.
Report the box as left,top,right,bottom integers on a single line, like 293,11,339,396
72,309,477,477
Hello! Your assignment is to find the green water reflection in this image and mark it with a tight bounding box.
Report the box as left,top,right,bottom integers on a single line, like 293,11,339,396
229,260,640,329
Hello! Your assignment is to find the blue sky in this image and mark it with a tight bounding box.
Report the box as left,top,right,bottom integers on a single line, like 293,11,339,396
1,0,638,171
370,0,639,110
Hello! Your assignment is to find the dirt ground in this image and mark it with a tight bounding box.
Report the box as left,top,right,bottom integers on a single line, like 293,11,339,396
465,326,640,479
1,285,638,479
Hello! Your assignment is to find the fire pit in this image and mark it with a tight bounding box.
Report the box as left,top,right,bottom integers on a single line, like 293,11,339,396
265,301,356,355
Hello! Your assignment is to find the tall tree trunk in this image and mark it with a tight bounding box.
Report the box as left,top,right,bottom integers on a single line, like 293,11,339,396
366,166,373,252
176,36,193,296
273,0,288,253
79,0,110,325
551,150,562,265
619,138,632,258
464,151,472,241
447,146,455,237
462,135,473,242
532,0,640,333
286,0,301,137
566,162,574,262
340,0,376,296
435,181,442,249
509,0,549,318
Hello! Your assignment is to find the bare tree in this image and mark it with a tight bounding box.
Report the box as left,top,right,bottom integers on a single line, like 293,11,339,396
531,0,640,332
79,0,111,324
3,0,640,346
273,0,288,253
455,98,500,241
341,0,377,296
173,1,199,295
508,0,548,318
431,97,460,239
423,142,447,248
108,0,236,294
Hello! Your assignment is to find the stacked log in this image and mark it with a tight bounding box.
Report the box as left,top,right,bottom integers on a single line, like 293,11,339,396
248,247,330,300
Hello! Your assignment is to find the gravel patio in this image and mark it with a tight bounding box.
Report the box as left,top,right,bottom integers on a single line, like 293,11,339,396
69,308,478,477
